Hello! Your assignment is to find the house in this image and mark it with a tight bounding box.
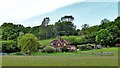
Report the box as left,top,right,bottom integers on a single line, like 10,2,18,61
115,43,120,47
50,36,77,52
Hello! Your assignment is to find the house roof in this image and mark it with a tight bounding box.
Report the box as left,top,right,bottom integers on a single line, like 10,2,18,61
51,39,71,48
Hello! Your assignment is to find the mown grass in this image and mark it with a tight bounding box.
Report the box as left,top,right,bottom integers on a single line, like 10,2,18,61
2,56,118,66
32,47,118,56
2,47,119,66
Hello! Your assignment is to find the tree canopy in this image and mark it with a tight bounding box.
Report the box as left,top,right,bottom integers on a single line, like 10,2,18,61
96,29,113,47
18,33,39,55
0,15,120,53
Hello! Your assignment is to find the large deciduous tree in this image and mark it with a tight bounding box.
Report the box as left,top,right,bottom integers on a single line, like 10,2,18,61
96,29,113,47
18,33,39,55
55,21,76,36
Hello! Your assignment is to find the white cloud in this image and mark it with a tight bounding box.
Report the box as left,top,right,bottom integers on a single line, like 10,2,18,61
0,0,85,25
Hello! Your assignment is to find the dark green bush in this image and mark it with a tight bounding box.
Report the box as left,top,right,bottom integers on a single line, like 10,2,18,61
78,44,93,51
79,45,87,51
1,40,20,53
62,46,69,52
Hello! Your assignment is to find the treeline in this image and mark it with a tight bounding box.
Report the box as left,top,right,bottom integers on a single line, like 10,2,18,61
77,17,120,47
0,16,120,53
0,16,77,41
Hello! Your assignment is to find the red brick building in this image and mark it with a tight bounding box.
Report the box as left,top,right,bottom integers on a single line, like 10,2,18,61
50,37,77,52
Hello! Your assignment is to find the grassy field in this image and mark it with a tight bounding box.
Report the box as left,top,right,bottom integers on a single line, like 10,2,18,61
38,36,79,46
39,38,55,46
1,47,118,66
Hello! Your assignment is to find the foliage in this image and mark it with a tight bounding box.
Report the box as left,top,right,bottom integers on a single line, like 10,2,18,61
99,19,111,29
11,52,25,55
61,36,76,43
55,21,77,36
78,44,93,51
39,38,55,46
96,29,113,47
75,36,84,44
41,17,50,26
75,37,82,43
1,23,27,41
18,33,39,55
1,40,19,53
60,15,74,22
81,24,89,30
1,16,120,54
62,46,69,52
42,46,56,53
86,43,91,46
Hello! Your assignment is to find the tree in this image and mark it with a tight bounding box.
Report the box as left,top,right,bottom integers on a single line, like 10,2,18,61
81,24,89,30
114,16,120,28
55,21,76,36
18,33,39,55
100,19,111,29
1,23,26,41
96,29,113,47
41,17,50,26
1,40,19,53
60,15,74,22
101,19,110,24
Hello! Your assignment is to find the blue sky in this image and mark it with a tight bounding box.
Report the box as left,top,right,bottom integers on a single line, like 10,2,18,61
25,2,118,29
0,0,119,29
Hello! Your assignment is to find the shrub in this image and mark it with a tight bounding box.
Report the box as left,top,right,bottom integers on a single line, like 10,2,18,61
43,46,56,53
1,40,20,53
78,44,93,51
68,36,76,43
75,37,83,43
61,36,69,40
62,46,69,52
61,36,76,43
79,45,87,51
11,52,25,55
86,43,91,46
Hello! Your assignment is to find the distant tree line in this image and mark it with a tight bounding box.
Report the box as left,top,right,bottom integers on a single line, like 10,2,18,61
0,15,76,41
0,15,120,53
78,17,120,47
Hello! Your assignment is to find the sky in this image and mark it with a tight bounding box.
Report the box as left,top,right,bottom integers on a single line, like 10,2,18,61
0,0,119,29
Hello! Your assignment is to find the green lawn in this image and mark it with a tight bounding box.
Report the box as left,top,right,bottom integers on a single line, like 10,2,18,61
2,56,118,66
1,47,119,66
32,47,118,56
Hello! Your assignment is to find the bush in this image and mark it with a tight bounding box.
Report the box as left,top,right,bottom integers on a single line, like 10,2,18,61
11,52,25,55
62,46,69,52
61,36,76,43
1,40,20,53
61,36,69,41
75,37,83,43
42,46,56,53
79,45,87,51
86,43,91,46
78,44,93,51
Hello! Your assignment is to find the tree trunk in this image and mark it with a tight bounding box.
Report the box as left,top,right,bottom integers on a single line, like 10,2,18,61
28,52,31,55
